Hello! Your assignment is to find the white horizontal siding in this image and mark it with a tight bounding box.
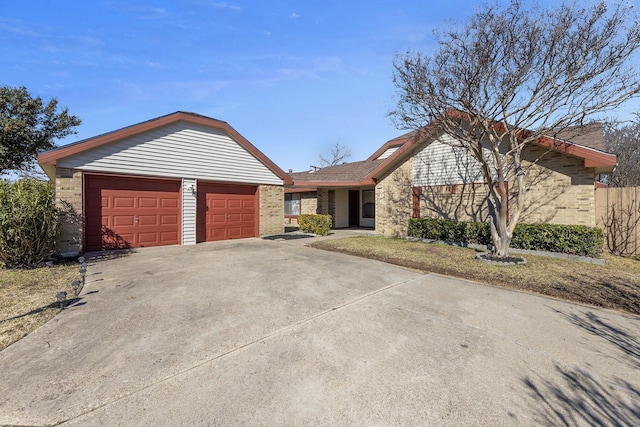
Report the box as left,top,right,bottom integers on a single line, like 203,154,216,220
182,178,197,245
413,135,501,186
58,122,283,185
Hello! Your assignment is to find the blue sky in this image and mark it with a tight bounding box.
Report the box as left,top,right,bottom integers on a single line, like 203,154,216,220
1,1,636,173
0,1,471,172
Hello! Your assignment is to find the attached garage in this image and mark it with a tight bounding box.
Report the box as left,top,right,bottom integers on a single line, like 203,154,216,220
38,111,291,255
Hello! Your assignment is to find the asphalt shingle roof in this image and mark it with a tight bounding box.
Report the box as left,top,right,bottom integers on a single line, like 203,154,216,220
289,159,386,183
547,122,606,152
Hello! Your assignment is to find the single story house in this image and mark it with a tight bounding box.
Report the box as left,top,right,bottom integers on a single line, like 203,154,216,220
286,122,617,236
38,111,291,255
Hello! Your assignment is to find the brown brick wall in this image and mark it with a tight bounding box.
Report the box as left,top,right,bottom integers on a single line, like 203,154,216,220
259,184,284,235
55,168,83,255
316,188,330,215
376,158,413,237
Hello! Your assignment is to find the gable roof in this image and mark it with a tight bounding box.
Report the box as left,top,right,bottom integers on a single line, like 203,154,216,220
38,111,292,184
288,120,616,188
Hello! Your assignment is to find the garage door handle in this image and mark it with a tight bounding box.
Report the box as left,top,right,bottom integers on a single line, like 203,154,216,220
134,217,140,222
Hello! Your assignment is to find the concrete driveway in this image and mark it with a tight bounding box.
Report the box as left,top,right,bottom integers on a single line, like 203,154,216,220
0,237,638,426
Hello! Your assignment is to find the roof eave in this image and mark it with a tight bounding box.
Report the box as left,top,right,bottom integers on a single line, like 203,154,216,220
534,135,617,169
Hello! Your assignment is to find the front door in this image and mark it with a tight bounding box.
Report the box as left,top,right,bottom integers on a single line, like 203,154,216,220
348,190,359,227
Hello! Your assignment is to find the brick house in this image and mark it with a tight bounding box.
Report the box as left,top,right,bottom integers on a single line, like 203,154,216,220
38,112,291,255
286,123,616,236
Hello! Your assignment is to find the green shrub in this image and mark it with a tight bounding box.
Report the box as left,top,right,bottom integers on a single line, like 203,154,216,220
0,179,59,268
299,214,332,236
408,218,603,257
408,218,490,245
511,223,604,258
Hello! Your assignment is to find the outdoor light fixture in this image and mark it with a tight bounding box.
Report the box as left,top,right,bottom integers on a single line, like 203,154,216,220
72,280,81,297
56,291,67,309
79,266,87,285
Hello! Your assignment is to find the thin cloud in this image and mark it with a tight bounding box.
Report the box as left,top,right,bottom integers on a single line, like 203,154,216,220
192,1,241,11
289,12,300,19
0,19,40,37
107,3,168,20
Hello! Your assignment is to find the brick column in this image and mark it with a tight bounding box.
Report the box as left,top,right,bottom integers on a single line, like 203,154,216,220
259,185,284,235
55,168,83,255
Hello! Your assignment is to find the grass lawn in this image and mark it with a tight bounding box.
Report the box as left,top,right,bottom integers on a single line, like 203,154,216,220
310,236,640,315
0,263,79,351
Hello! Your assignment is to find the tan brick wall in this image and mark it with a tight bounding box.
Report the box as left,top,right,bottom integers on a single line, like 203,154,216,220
519,145,596,226
301,191,318,215
415,146,597,227
376,158,414,237
259,184,284,235
55,168,83,255
418,183,490,222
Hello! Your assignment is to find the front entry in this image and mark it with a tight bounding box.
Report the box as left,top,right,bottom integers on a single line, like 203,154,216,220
348,190,359,227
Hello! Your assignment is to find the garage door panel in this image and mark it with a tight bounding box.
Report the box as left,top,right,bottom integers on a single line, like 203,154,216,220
138,215,158,226
161,231,179,240
113,215,135,226
138,232,160,245
85,175,180,251
161,215,178,225
227,213,241,222
210,199,226,209
227,200,242,209
139,198,159,208
113,197,135,208
162,198,178,208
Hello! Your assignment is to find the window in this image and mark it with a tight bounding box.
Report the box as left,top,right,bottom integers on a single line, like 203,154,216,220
284,193,300,215
362,190,375,218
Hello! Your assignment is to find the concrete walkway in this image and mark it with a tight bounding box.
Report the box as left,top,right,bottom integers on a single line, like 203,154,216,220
0,237,638,426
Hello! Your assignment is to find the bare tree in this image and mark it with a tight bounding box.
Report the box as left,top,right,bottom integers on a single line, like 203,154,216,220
318,142,352,167
391,0,640,258
604,115,640,187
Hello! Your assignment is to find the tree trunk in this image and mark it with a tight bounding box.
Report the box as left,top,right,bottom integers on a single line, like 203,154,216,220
489,211,512,258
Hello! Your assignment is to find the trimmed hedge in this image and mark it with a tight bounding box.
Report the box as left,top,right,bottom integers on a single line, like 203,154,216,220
408,218,603,258
299,214,332,236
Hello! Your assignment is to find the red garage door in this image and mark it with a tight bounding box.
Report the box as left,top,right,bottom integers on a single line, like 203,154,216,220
85,175,181,251
196,183,257,242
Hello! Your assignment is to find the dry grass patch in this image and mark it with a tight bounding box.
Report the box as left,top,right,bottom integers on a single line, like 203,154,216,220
310,236,640,315
0,263,79,351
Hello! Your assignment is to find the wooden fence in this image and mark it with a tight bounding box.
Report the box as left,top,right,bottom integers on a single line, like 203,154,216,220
595,187,640,256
